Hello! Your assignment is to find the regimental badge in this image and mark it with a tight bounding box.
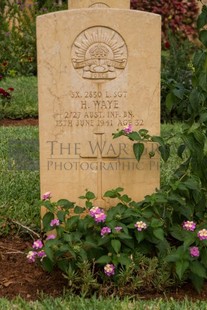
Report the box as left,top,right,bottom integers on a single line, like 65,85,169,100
71,26,128,81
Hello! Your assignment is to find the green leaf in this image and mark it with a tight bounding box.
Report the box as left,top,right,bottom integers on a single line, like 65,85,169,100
172,84,185,100
139,129,149,137
151,136,165,147
201,248,207,268
199,30,207,48
85,191,96,200
176,260,189,280
104,188,123,198
85,201,93,209
41,257,54,272
44,245,54,262
57,199,74,209
128,132,141,141
189,273,205,293
133,143,144,161
111,239,121,254
74,206,85,214
96,255,111,264
190,261,206,279
42,212,54,231
158,144,170,162
197,7,207,29
151,218,163,228
117,254,132,266
153,228,164,240
120,194,131,203
165,92,174,113
165,253,180,263
170,225,185,241
135,230,144,243
57,210,65,222
66,216,79,230
177,144,186,159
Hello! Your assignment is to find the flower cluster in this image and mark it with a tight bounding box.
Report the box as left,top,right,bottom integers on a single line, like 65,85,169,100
104,264,115,276
114,226,123,232
189,246,200,258
123,124,133,134
27,239,46,263
89,206,106,223
134,221,147,231
50,219,60,227
46,234,56,240
0,87,14,100
42,191,52,200
197,229,207,240
101,226,111,236
182,221,196,231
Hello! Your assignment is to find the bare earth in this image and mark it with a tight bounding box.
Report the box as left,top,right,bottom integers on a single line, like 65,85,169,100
0,119,207,301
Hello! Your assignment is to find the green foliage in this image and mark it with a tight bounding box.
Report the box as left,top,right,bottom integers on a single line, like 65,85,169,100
0,126,40,235
2,295,207,309
0,76,38,119
161,35,195,122
27,5,207,294
0,0,67,77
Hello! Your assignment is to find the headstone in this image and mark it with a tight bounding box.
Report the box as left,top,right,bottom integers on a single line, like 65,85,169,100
37,1,161,208
69,0,129,9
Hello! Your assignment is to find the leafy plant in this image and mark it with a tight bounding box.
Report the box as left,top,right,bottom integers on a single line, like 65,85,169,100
131,0,199,46
26,3,207,295
0,0,67,77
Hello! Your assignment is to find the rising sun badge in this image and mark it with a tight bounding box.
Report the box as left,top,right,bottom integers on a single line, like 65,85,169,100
71,26,128,81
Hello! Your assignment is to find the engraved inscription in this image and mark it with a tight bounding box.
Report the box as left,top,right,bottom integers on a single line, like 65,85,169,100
89,3,109,8
71,27,128,80
54,88,144,128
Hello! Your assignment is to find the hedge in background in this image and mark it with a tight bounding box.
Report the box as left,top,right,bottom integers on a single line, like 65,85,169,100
131,0,199,47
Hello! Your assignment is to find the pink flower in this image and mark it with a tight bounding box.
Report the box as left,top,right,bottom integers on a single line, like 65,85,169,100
182,221,196,231
134,221,147,231
89,206,106,223
42,191,52,200
104,264,115,276
123,124,133,134
101,226,111,236
94,212,106,223
115,226,123,232
32,239,43,249
37,250,46,260
89,206,102,217
189,246,200,257
197,229,207,240
8,87,14,91
27,251,37,263
50,219,60,227
46,234,56,240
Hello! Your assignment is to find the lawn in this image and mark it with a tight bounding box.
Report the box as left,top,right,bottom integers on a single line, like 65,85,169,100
2,123,205,309
0,76,38,119
0,80,206,309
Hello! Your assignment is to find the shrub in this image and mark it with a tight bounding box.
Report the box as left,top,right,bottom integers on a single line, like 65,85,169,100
0,0,67,77
161,34,195,122
130,0,199,47
27,4,207,295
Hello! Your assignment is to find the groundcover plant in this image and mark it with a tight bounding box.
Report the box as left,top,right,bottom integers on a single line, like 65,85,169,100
26,3,207,295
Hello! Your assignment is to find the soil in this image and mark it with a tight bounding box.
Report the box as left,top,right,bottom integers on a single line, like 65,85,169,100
0,235,207,302
1,118,207,302
0,118,38,127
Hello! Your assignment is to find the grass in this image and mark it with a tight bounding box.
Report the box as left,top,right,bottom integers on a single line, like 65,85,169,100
0,124,184,233
0,124,205,308
0,126,40,234
0,295,207,310
0,76,38,119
